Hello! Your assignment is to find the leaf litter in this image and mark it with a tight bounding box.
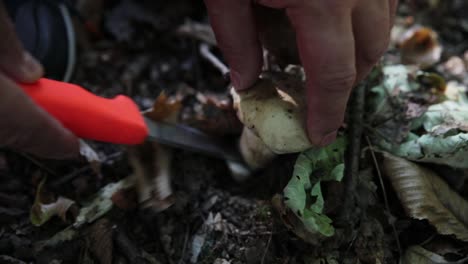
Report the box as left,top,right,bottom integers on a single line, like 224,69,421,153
3,1,468,263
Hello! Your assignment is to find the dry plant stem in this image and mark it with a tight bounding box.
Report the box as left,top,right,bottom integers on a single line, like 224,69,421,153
239,127,276,170
114,227,143,263
339,83,365,222
260,232,273,264
366,136,402,256
18,152,57,176
177,226,190,264
49,151,123,189
199,43,230,77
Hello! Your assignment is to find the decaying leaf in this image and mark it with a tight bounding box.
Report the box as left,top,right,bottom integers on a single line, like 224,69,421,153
33,227,77,253
74,177,135,228
87,219,113,264
282,137,346,238
30,178,76,226
369,65,468,168
383,133,468,169
401,245,468,264
382,153,468,241
143,92,182,122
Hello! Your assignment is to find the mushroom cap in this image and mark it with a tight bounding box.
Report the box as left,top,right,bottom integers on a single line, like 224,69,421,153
231,73,312,154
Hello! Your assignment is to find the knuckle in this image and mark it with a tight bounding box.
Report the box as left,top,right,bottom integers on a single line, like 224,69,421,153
321,0,353,14
316,68,356,93
360,43,388,66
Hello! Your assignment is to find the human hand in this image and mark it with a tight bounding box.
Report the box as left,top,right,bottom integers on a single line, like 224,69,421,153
204,0,398,146
0,2,78,158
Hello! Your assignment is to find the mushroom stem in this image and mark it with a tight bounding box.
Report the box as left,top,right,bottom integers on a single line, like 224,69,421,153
239,127,277,170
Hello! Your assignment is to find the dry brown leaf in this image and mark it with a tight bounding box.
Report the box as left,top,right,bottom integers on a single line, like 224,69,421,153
382,153,468,241
402,246,446,264
401,245,468,264
144,92,181,123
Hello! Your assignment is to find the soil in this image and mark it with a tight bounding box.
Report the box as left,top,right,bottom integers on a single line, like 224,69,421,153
1,0,468,264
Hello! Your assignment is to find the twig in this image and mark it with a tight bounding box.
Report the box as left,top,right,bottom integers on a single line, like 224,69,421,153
17,152,57,176
365,136,402,256
177,226,190,264
339,82,366,222
260,232,272,264
199,43,230,77
114,227,144,263
49,151,123,189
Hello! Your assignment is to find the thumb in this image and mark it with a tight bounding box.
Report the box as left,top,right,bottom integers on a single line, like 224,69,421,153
0,2,43,83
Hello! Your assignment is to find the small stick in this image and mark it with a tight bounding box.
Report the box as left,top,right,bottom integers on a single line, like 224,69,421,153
114,227,143,263
199,43,230,78
339,82,365,222
177,226,190,264
260,232,273,264
366,136,402,256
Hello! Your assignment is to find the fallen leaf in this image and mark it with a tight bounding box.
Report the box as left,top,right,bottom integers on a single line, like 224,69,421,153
420,100,468,135
401,245,468,264
282,137,346,238
144,92,181,123
369,65,468,168
87,219,113,264
383,153,468,241
384,133,468,169
33,227,77,253
30,178,76,226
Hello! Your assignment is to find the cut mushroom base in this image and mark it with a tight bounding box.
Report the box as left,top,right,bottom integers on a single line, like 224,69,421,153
231,72,314,170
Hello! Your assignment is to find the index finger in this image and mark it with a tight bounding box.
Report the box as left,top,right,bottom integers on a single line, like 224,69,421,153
287,4,356,146
204,0,263,90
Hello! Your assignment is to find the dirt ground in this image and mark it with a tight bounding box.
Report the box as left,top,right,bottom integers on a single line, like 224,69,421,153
1,0,468,263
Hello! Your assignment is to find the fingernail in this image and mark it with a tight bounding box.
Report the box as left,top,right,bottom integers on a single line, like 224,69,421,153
20,52,43,80
230,70,243,90
319,130,337,147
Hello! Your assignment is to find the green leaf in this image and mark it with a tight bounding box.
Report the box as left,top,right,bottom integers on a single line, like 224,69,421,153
283,137,346,237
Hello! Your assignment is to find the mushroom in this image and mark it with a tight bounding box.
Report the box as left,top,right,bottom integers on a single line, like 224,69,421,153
231,71,313,169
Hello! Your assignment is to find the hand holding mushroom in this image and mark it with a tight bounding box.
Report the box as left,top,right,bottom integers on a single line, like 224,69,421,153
205,0,398,149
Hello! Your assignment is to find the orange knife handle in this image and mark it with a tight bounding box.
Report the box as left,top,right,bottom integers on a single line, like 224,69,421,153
19,78,148,145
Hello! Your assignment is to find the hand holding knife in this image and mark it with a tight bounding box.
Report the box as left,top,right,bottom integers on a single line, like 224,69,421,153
19,78,244,163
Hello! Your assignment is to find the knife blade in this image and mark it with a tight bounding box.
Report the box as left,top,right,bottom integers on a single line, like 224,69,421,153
18,78,245,163
144,118,243,162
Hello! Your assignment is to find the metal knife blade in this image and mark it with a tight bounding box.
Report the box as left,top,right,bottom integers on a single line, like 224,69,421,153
144,117,244,163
